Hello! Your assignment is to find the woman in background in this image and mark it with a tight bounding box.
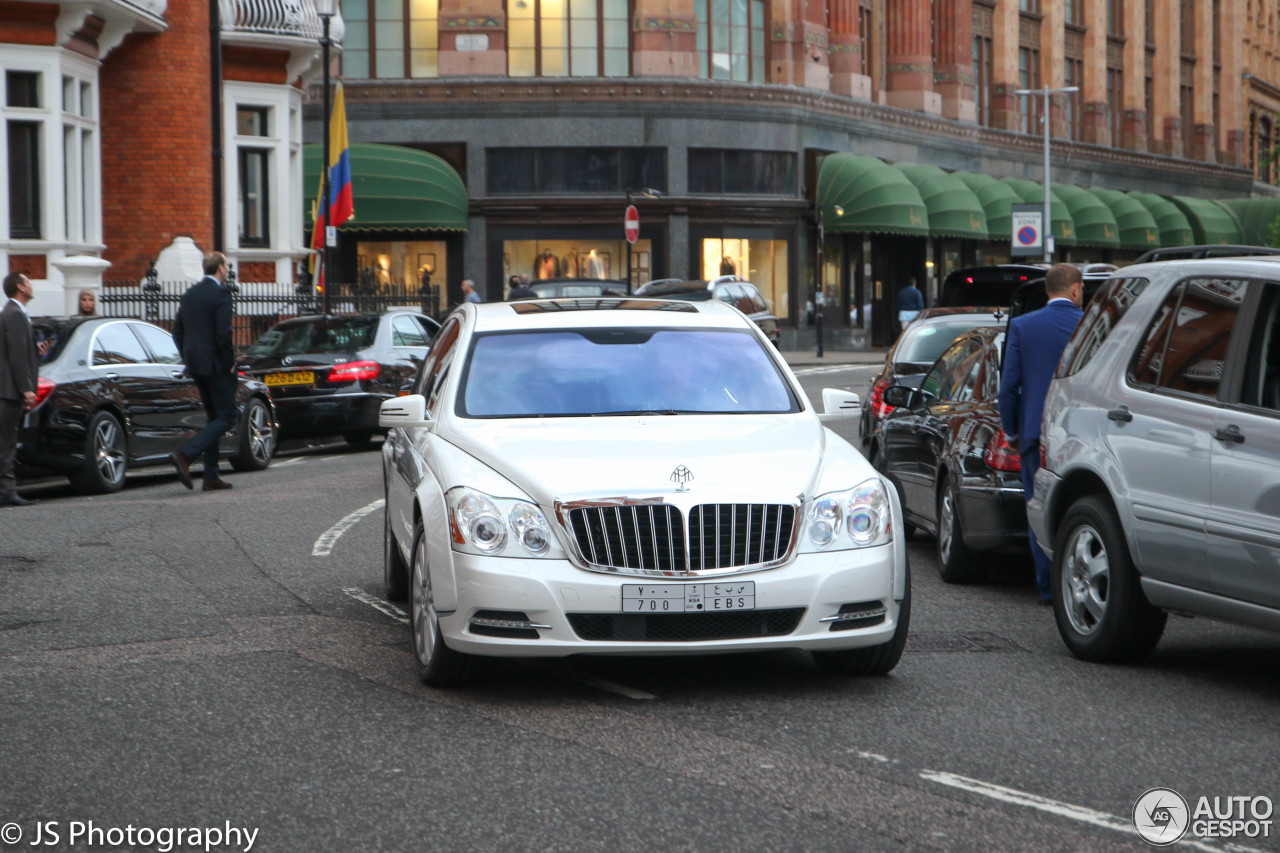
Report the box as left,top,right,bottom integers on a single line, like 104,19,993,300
77,289,97,316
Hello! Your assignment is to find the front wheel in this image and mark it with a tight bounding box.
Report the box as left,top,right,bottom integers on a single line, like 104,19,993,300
410,520,474,686
71,411,127,494
230,398,275,471
813,565,911,676
1052,496,1166,663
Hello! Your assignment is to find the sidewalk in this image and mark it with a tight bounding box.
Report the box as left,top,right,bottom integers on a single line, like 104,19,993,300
779,347,888,368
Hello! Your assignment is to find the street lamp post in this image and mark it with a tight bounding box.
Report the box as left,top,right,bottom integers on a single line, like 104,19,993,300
1014,85,1079,263
316,0,336,314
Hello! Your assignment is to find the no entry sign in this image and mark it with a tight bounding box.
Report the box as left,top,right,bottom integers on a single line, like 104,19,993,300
624,205,639,244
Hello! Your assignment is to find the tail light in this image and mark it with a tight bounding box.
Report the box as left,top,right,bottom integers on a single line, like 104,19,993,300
983,429,1021,472
869,378,894,418
29,376,55,410
327,360,380,384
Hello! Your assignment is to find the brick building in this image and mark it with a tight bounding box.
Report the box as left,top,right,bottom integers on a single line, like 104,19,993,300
0,0,329,314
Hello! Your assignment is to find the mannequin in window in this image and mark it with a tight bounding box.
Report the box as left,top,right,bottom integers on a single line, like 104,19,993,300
538,251,561,279
585,248,605,279
720,256,736,276
566,248,580,278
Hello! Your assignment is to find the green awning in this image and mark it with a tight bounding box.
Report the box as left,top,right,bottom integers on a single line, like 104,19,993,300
1052,184,1120,248
953,171,1023,241
1087,187,1159,250
1002,178,1076,245
1167,196,1241,244
1214,198,1280,246
892,163,988,239
303,142,468,232
816,153,930,236
1128,192,1195,247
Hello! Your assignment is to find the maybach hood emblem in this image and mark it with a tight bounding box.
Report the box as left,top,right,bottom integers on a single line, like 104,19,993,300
670,465,694,491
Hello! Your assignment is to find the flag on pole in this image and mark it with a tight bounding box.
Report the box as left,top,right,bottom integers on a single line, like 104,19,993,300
308,188,326,289
327,81,354,228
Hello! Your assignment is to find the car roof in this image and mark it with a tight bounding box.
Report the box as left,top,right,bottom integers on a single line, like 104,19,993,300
1131,244,1280,263
463,297,755,334
912,307,1008,322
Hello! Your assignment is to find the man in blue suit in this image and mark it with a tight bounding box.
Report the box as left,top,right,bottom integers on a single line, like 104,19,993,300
998,262,1084,604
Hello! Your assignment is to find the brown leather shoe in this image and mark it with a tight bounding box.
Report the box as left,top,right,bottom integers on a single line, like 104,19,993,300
202,478,233,492
171,451,193,490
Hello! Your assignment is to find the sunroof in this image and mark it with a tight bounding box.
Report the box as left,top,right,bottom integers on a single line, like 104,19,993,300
510,298,697,314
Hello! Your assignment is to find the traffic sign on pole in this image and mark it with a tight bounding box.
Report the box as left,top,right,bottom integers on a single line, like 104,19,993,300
624,205,640,244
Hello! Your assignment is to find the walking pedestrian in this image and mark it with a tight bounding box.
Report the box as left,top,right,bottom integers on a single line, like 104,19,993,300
170,252,237,492
997,262,1085,604
895,276,924,334
1,272,41,506
462,279,481,303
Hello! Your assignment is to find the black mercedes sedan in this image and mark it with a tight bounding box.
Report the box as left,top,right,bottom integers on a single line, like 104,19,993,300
18,316,276,494
237,311,440,444
867,327,1027,583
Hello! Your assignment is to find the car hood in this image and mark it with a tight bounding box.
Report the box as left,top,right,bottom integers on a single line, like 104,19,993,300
441,414,825,505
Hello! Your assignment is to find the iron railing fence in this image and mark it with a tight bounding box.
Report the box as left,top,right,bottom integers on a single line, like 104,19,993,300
99,280,436,351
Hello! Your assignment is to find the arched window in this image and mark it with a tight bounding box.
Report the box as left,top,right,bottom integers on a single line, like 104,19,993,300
507,0,631,77
696,0,766,82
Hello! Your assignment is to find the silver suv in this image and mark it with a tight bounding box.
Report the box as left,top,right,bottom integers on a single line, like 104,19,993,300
1027,258,1280,662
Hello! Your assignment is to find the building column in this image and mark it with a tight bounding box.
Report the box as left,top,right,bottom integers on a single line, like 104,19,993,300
1191,0,1216,161
829,0,871,100
933,0,975,121
771,0,831,90
1150,0,1181,156
1081,0,1109,145
634,0,698,76
885,0,939,114
990,0,1020,131
437,0,506,76
1121,0,1148,150
1219,0,1246,165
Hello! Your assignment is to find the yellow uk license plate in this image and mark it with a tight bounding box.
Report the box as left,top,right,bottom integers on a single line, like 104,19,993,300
264,371,314,387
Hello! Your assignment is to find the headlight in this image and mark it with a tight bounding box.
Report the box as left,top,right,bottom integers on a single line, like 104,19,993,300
445,487,562,559
803,477,892,550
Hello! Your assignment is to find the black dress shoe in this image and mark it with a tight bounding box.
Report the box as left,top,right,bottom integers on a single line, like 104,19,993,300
171,451,193,490
202,478,233,492
0,494,38,507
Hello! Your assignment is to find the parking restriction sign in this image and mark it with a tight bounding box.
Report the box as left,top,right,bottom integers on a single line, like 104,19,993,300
1010,203,1043,258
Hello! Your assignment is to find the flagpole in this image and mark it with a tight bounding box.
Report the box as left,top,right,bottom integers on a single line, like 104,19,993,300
319,2,333,315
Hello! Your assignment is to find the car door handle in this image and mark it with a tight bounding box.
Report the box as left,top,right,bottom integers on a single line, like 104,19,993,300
171,370,186,379
1107,406,1133,423
106,372,119,381
1214,425,1245,444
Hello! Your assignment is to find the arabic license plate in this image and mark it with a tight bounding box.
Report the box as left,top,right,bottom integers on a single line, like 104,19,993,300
264,371,314,387
621,582,755,613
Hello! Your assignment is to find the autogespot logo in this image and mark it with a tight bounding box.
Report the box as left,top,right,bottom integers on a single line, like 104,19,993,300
1134,787,1191,845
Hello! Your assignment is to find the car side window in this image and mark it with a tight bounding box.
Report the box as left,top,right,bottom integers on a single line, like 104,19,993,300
949,345,985,402
92,323,150,366
412,316,438,341
1130,278,1248,400
392,315,428,347
1058,276,1148,378
130,322,183,365
745,285,768,314
415,319,460,412
1239,281,1280,412
919,338,969,399
717,285,739,306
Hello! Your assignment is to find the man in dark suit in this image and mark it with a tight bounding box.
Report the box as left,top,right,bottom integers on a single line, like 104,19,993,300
998,262,1085,604
171,252,237,492
1,272,41,507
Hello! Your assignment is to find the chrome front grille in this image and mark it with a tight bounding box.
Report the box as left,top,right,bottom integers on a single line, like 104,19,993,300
564,501,798,576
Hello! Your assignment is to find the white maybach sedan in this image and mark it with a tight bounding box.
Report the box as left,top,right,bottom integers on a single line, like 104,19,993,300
379,298,910,685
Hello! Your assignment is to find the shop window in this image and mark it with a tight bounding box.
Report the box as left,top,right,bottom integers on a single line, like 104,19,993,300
8,121,40,239
339,0,439,79
687,150,795,195
508,0,629,77
356,240,448,314
700,238,789,320
487,148,665,194
695,0,766,82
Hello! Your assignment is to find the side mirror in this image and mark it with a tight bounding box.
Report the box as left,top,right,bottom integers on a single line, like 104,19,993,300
882,385,915,409
818,388,860,423
379,394,433,429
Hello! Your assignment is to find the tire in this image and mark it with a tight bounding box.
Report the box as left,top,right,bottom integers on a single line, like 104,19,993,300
1052,496,1167,663
936,477,984,583
383,501,409,602
813,564,911,676
229,398,275,472
872,445,915,541
344,431,373,446
409,520,474,686
71,411,127,494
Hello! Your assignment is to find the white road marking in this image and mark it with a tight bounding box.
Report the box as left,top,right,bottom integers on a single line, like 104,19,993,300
342,587,409,624
313,498,385,556
792,364,869,376
272,457,305,468
921,770,1266,853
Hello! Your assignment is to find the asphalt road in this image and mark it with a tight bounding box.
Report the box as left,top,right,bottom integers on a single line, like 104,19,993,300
2,367,1278,853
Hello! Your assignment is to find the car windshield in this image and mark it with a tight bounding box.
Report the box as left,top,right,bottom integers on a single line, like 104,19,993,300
897,320,992,364
245,317,377,356
460,328,799,417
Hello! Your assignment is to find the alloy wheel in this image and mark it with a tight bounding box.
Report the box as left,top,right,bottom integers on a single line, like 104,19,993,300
1061,523,1110,636
246,403,275,464
411,535,439,666
938,488,956,564
93,418,126,487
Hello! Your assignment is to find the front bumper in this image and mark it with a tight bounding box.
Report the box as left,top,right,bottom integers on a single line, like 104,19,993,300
436,546,903,658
